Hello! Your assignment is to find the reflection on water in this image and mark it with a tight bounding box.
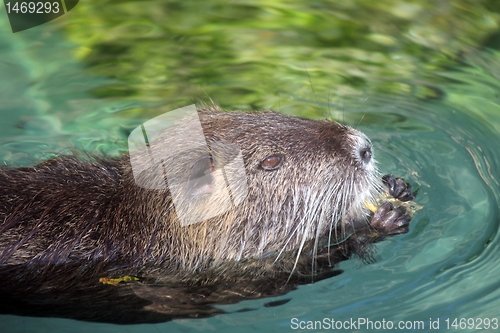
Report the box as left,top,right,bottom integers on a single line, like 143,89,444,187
1,0,500,332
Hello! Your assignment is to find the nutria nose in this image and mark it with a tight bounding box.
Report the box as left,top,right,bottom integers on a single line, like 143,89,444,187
359,146,372,164
349,131,373,165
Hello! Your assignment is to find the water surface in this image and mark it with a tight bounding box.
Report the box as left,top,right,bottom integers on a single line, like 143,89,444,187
1,1,500,332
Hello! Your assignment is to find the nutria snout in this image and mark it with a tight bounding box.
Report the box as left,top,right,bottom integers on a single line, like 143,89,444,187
0,107,417,323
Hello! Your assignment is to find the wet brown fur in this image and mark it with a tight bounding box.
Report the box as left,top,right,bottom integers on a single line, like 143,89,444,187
0,108,393,323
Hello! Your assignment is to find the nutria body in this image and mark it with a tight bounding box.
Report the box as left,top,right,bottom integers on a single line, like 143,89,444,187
0,107,415,323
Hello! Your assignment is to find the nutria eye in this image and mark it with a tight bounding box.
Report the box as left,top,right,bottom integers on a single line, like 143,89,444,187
260,154,284,171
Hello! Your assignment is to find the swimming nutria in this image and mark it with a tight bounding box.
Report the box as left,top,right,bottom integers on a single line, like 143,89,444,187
0,107,416,323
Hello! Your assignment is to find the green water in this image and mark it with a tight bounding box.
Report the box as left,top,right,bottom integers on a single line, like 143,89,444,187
1,1,500,332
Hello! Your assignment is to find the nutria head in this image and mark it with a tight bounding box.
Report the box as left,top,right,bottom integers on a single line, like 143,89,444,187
125,107,382,271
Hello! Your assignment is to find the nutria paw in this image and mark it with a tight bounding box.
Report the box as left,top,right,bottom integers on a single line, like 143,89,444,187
370,202,411,235
382,174,415,202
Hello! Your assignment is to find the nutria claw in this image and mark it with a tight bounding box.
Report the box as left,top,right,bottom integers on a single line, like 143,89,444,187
370,202,411,235
382,174,415,202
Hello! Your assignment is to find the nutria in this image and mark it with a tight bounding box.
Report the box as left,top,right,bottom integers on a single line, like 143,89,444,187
0,107,416,323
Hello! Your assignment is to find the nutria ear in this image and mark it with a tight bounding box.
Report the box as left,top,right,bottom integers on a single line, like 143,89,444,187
187,155,215,197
